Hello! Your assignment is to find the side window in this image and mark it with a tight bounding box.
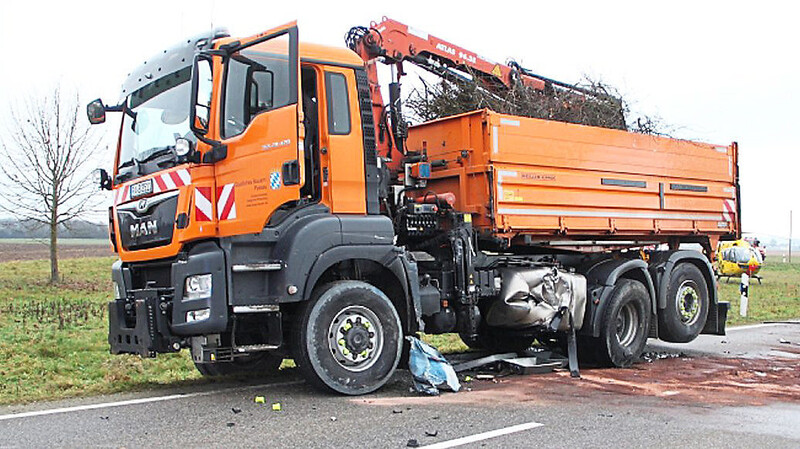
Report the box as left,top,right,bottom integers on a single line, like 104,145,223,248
223,34,291,138
325,72,350,135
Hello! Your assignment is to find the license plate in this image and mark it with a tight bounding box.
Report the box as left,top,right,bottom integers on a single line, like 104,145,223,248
130,179,153,199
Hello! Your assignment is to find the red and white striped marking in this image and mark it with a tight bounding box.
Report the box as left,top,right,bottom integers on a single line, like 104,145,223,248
194,187,213,222
113,185,130,205
723,199,736,222
152,169,191,194
113,169,191,205
216,183,237,221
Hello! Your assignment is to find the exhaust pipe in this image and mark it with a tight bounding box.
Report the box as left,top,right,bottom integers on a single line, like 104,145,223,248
485,267,586,331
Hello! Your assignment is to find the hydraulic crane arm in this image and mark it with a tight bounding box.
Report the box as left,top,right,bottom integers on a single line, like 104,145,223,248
347,16,615,170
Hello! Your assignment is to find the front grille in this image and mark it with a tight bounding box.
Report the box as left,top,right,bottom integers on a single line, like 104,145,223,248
117,190,178,250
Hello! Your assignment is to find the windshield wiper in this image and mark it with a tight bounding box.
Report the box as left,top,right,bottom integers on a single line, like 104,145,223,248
137,147,176,164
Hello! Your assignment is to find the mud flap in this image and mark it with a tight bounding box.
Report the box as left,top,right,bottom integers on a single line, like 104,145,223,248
550,306,580,378
566,323,580,378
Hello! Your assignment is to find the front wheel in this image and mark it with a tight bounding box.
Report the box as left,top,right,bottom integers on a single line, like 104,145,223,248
293,281,403,395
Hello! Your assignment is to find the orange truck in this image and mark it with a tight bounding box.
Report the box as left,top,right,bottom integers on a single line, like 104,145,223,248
87,18,736,395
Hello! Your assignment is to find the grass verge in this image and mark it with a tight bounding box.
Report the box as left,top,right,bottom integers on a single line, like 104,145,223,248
0,258,797,405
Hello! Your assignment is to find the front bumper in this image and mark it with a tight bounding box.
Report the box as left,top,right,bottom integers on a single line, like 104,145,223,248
108,241,229,356
108,289,181,357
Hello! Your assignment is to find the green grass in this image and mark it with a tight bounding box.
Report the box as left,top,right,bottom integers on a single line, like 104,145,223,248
0,258,797,405
0,258,206,405
720,262,800,325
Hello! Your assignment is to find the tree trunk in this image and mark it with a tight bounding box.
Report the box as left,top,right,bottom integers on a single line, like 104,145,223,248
50,193,59,284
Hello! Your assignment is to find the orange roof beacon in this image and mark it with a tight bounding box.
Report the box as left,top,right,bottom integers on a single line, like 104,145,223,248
88,18,736,395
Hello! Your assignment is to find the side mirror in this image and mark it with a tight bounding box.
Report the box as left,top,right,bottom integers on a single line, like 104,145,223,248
87,99,106,125
93,168,112,191
190,55,214,136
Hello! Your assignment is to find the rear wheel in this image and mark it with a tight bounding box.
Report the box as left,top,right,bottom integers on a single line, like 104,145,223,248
293,281,402,395
193,352,283,377
658,263,709,343
588,279,651,367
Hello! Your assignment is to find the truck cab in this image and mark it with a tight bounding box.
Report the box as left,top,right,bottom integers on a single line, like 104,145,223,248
93,24,415,394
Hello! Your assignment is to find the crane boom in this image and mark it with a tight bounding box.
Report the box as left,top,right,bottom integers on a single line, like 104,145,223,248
347,17,617,168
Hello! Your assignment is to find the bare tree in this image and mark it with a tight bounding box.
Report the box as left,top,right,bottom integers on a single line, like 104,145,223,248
0,86,101,283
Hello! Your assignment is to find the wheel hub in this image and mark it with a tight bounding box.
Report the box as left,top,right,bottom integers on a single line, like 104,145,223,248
615,302,639,347
343,321,372,354
328,305,383,372
676,281,700,324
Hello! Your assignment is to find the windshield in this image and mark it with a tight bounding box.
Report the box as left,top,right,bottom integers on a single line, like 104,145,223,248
118,66,195,178
722,246,762,264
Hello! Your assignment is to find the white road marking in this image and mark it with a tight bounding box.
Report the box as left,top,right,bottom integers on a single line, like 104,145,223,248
0,380,303,421
727,323,788,332
420,421,544,449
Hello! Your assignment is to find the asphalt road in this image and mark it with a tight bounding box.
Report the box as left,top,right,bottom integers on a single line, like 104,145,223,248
1,322,798,448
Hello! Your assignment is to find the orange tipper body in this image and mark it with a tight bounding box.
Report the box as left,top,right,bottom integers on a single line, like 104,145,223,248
99,18,736,395
406,110,738,248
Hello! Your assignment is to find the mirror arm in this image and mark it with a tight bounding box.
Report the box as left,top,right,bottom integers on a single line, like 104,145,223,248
104,103,124,113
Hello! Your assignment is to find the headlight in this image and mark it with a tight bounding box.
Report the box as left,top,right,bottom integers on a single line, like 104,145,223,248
185,274,212,300
186,308,211,322
175,138,192,157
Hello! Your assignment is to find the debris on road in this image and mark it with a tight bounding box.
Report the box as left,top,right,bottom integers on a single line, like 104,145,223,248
425,430,439,437
330,416,337,422
226,422,235,428
407,438,420,447
272,402,282,411
779,338,791,344
231,407,242,414
450,348,568,376
254,396,265,404
641,351,685,363
407,336,461,395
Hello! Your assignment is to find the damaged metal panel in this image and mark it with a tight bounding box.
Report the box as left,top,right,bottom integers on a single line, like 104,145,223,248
485,267,587,330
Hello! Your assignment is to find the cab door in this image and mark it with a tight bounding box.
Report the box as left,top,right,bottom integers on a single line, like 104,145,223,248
214,23,303,236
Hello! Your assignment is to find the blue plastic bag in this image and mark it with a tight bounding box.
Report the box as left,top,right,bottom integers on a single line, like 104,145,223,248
407,336,461,395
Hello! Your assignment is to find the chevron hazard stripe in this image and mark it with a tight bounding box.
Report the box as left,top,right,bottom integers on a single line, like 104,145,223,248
195,187,213,222
153,169,191,193
723,199,735,222
216,184,236,221
114,169,191,205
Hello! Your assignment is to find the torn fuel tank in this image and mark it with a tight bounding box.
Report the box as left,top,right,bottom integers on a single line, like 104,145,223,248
485,267,587,331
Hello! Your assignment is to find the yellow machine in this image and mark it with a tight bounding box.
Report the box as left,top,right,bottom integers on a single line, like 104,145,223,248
715,240,763,282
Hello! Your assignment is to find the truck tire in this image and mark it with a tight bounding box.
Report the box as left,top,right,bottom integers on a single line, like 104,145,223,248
293,281,403,395
658,263,709,343
591,279,651,367
459,328,535,353
193,352,283,377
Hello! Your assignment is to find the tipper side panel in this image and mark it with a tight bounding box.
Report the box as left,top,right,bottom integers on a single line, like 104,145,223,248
406,110,738,243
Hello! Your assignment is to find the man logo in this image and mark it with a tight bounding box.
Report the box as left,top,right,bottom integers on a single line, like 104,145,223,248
130,220,158,239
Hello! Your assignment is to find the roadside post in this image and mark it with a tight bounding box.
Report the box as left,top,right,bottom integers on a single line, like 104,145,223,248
739,272,749,317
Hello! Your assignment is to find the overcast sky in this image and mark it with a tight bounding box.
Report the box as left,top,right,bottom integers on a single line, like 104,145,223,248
0,0,797,241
